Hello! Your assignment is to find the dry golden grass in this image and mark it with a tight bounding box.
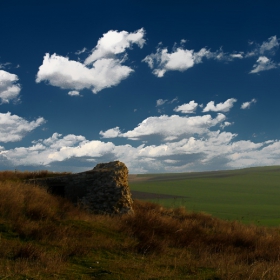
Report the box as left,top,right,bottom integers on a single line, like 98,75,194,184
1,170,280,279
0,169,70,182
121,201,280,279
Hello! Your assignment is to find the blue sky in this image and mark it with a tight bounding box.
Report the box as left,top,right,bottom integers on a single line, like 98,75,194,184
1,0,280,173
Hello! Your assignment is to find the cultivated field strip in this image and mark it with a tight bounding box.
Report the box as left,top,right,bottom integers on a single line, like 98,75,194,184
129,166,280,226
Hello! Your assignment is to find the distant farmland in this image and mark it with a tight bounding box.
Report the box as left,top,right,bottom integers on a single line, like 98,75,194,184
129,166,280,226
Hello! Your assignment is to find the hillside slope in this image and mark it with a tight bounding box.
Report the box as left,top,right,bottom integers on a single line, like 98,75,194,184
1,172,280,279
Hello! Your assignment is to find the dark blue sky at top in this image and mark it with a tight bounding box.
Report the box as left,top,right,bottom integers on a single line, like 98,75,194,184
0,0,280,173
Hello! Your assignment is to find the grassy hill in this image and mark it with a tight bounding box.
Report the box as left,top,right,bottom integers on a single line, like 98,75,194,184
129,166,280,226
1,169,280,279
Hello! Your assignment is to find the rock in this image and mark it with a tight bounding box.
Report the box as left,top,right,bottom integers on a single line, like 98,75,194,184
28,161,133,215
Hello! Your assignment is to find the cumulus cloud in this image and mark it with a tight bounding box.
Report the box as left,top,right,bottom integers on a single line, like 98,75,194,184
84,28,145,65
174,100,198,114
100,113,226,141
143,46,214,77
100,127,121,138
0,102,279,173
36,53,133,94
203,98,237,113
142,35,280,78
0,133,115,166
37,133,86,149
227,140,280,169
0,112,45,142
249,56,277,74
142,42,224,77
47,140,115,162
142,41,248,77
2,129,280,174
68,90,80,96
0,70,21,104
36,29,145,94
241,98,257,109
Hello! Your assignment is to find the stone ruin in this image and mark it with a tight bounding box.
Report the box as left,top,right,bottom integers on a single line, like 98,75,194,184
29,161,133,215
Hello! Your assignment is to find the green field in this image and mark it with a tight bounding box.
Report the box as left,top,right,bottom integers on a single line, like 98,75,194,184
129,166,280,226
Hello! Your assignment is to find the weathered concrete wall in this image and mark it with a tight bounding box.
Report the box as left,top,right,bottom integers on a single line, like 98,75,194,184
29,161,133,215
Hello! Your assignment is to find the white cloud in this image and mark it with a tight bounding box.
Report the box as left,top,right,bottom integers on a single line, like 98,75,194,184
259,36,279,55
75,47,87,55
174,100,198,114
100,113,226,141
36,53,133,93
143,46,215,77
227,141,280,169
142,42,247,77
230,53,243,59
0,112,45,142
246,36,279,58
0,133,115,166
47,140,115,162
241,98,257,109
68,90,80,96
84,28,145,65
164,159,179,164
250,56,277,74
211,49,246,62
0,70,21,104
156,99,168,107
203,98,237,113
170,97,178,103
100,127,121,138
2,129,279,174
38,133,86,149
220,121,233,129
0,62,11,69
137,131,236,159
36,29,145,94
244,36,280,73
2,114,280,173
156,97,178,108
193,48,213,63
164,48,194,71
143,36,280,78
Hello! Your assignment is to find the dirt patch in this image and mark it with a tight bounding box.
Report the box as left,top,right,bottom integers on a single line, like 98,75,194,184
131,190,188,200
